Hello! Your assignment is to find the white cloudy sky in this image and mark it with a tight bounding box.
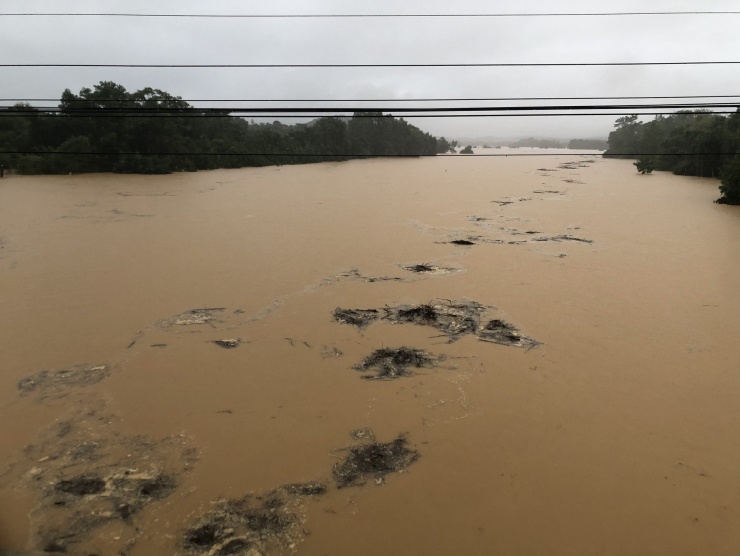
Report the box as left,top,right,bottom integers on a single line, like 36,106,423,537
1,0,739,141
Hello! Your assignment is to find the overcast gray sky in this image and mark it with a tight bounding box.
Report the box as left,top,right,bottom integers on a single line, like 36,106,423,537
2,0,739,141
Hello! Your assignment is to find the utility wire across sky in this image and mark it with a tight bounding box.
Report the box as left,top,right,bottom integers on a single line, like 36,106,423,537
3,61,739,69
2,95,738,104
1,151,737,158
2,11,739,18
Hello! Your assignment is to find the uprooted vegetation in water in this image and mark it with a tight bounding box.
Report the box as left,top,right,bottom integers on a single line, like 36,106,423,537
157,307,226,328
21,407,196,554
183,483,326,556
387,301,483,339
183,431,421,554
558,160,594,170
492,198,531,206
399,263,461,276
531,234,593,244
332,307,380,329
332,434,420,488
334,299,541,347
478,319,541,349
354,347,440,380
17,364,111,398
212,338,243,349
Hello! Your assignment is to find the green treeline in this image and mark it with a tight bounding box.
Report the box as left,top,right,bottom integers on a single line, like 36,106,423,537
604,110,740,203
0,81,448,175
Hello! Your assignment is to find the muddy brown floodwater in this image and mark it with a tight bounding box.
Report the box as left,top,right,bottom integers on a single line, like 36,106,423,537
1,150,740,555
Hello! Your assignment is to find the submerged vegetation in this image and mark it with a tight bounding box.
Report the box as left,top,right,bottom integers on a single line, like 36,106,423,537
0,81,447,175
604,110,740,203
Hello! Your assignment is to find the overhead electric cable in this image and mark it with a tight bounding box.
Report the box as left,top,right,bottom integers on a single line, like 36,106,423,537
2,11,739,18
2,61,738,68
2,95,739,104
1,112,736,119
3,102,737,114
2,112,737,119
1,151,737,158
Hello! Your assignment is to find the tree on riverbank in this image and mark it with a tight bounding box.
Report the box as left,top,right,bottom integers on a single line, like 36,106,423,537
604,109,740,201
718,157,740,204
0,82,447,175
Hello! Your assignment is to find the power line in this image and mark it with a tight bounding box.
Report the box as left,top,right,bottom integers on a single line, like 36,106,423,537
1,151,737,158
2,11,738,18
1,112,736,119
5,102,738,113
2,100,736,121
0,110,736,121
2,95,739,104
2,61,738,68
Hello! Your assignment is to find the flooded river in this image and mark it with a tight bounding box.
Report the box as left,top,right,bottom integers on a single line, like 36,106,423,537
1,151,739,555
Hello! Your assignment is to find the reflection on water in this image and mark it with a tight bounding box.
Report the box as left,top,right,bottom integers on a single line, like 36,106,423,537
1,152,739,554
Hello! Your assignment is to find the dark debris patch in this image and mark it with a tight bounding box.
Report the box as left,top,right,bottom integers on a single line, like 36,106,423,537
55,475,106,496
332,308,380,329
531,234,593,244
17,365,110,396
449,239,476,246
354,347,439,380
383,300,487,340
332,435,420,488
478,319,541,349
26,414,196,554
212,339,242,349
492,198,530,206
158,307,226,328
404,263,436,273
336,299,542,348
183,483,326,555
339,268,405,283
280,482,327,497
400,263,460,276
42,469,178,551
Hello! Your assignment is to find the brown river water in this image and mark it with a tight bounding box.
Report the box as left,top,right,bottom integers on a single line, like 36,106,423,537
1,151,739,555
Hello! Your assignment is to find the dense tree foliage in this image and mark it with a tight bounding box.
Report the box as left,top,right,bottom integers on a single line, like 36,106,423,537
0,82,446,175
718,157,740,204
604,109,740,201
633,157,655,174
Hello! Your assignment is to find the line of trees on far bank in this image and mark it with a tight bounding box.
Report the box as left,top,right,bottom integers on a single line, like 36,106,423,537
0,81,451,175
604,109,740,204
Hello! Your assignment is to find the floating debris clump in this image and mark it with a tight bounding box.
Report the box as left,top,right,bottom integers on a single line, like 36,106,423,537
478,319,541,349
18,364,110,397
384,300,486,340
400,263,461,276
23,411,196,554
157,307,226,328
333,435,420,488
531,235,593,244
332,308,380,329
334,299,542,348
183,483,325,555
212,339,242,349
354,347,439,380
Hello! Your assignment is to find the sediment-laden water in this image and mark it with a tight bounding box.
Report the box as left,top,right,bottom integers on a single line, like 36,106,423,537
1,150,739,555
